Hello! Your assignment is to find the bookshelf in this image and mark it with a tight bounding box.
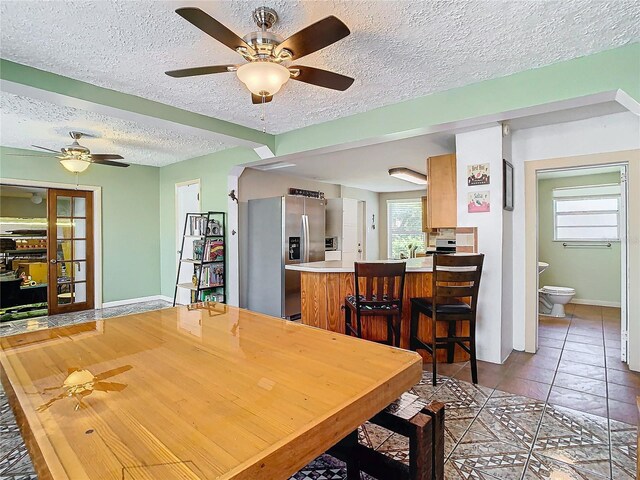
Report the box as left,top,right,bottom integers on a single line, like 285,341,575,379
173,212,226,306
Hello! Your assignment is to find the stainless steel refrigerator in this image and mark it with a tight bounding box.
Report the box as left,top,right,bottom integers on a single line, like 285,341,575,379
247,196,325,319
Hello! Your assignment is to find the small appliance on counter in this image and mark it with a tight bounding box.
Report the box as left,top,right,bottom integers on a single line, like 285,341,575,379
325,237,338,251
435,238,457,253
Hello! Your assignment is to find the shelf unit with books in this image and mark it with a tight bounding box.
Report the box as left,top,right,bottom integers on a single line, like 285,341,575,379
173,211,226,306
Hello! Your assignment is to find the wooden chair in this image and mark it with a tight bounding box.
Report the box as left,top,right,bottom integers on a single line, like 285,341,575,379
328,394,445,480
410,254,484,386
345,262,406,347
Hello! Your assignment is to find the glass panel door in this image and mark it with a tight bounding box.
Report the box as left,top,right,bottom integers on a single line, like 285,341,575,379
48,189,94,314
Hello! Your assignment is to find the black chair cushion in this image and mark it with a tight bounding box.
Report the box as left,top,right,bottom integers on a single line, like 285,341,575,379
411,297,471,316
346,295,399,311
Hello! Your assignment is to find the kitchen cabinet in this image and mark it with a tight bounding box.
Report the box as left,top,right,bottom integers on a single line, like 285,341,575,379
422,153,457,230
326,198,361,262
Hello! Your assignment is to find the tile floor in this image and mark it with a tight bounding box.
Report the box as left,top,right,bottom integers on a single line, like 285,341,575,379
0,302,638,479
435,304,640,426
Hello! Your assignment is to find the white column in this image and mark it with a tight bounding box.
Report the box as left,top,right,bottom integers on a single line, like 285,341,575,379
455,125,507,364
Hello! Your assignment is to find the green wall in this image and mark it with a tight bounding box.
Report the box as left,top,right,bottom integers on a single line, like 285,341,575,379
0,147,161,302
158,147,259,298
275,43,640,156
538,172,622,304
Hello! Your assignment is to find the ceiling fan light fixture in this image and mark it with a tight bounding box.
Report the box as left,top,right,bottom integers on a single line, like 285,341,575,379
60,158,90,173
388,167,427,185
236,61,290,97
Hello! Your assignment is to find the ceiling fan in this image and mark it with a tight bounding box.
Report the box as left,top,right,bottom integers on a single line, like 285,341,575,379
14,131,129,173
166,7,354,103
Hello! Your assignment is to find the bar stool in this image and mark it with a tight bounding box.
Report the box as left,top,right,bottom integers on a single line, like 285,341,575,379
410,254,484,386
345,262,406,347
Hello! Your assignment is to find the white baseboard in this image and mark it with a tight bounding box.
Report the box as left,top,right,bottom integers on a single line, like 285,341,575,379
102,295,172,309
571,298,621,308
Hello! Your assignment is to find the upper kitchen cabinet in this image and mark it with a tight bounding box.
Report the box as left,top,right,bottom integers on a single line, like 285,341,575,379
422,153,457,230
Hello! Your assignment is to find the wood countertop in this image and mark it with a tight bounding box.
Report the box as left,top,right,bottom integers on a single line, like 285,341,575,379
0,303,422,480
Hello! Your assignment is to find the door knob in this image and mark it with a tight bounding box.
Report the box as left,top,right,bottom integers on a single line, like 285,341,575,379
50,259,57,264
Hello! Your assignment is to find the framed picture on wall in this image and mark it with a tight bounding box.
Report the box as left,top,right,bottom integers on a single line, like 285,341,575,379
503,160,514,211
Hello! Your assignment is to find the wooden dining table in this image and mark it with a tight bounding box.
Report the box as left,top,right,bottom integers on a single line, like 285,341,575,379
0,303,423,480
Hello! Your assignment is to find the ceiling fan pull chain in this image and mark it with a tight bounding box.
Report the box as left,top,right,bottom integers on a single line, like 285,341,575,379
261,95,267,133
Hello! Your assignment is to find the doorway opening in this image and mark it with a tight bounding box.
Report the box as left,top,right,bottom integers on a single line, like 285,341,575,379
0,183,96,320
175,179,201,306
535,164,628,363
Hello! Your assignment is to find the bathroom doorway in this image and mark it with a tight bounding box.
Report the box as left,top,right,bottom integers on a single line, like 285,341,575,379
536,164,628,362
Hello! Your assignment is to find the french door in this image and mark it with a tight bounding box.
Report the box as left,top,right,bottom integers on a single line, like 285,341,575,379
47,189,94,314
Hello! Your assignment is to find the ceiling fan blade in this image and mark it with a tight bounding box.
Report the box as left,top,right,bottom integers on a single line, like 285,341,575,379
176,7,255,56
251,93,273,104
275,16,350,60
166,65,236,78
32,145,61,153
290,66,354,91
94,365,133,381
90,159,130,168
90,154,124,160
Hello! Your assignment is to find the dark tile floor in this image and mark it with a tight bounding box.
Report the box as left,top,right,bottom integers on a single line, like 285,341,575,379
438,304,640,426
0,302,638,479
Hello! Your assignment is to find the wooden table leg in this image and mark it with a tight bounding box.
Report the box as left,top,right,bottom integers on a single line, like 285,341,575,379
424,401,445,480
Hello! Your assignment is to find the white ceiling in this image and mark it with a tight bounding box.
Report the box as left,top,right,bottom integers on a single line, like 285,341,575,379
0,92,234,166
248,132,455,192
1,1,638,135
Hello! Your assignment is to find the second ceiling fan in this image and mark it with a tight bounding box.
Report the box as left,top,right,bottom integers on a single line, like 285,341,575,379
166,6,354,104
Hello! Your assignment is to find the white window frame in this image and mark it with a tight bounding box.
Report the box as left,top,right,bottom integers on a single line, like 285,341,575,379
386,198,425,259
552,184,621,242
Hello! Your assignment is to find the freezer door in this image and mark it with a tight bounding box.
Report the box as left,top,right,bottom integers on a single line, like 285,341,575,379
304,198,326,263
284,196,304,318
247,197,284,318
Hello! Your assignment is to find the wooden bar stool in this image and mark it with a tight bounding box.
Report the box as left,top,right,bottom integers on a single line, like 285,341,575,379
345,262,406,347
410,254,484,386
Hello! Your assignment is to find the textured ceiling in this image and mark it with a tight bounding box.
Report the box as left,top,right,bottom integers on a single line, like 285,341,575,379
0,93,233,166
1,1,638,135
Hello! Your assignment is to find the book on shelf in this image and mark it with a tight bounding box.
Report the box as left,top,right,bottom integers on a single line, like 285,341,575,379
193,239,204,261
195,264,224,287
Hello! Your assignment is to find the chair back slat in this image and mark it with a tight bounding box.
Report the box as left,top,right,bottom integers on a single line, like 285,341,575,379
354,262,407,310
376,276,385,300
436,270,478,282
431,254,484,317
365,276,374,301
435,285,475,298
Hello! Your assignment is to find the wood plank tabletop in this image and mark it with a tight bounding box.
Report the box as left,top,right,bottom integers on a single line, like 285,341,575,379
0,303,422,480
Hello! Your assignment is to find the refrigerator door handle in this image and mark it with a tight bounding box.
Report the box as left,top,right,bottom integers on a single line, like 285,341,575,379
301,214,310,263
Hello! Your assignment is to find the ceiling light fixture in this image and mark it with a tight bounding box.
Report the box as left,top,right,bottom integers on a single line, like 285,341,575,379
388,167,427,185
254,161,296,171
30,193,43,205
60,157,90,173
236,61,291,97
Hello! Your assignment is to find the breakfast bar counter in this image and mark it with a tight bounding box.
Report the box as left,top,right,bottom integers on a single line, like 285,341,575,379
286,258,470,362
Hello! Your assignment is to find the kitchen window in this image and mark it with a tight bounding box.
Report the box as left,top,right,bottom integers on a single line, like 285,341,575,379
387,199,425,259
553,184,621,241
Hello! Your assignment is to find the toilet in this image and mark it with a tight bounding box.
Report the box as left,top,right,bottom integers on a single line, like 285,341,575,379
539,285,576,317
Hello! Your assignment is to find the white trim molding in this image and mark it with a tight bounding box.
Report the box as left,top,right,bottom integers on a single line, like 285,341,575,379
102,295,171,308
571,299,622,308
